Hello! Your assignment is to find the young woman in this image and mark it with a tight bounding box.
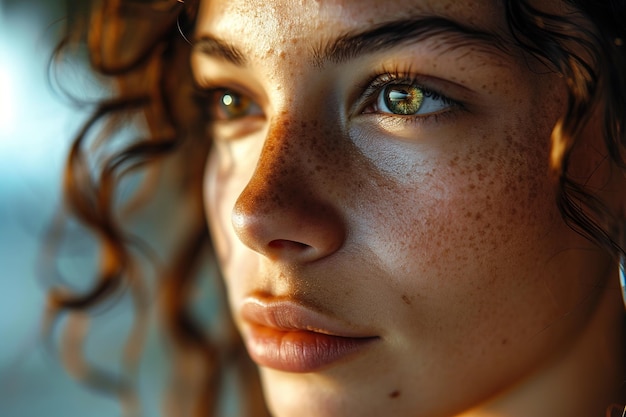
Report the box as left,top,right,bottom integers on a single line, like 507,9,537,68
49,0,626,416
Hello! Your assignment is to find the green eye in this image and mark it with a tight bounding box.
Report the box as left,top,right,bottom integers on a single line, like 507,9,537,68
383,85,425,115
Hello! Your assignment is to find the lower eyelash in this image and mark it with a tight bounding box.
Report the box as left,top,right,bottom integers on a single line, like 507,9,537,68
374,106,459,130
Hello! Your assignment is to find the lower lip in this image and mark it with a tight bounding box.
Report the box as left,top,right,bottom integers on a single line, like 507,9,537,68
245,324,378,373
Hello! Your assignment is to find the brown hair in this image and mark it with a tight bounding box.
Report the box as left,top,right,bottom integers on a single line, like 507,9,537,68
46,1,266,415
45,0,626,416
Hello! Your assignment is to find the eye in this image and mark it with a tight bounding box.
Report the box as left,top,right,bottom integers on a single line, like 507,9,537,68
358,71,459,122
375,84,452,116
208,89,263,121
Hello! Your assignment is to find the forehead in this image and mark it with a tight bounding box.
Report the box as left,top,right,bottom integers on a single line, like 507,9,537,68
195,0,505,53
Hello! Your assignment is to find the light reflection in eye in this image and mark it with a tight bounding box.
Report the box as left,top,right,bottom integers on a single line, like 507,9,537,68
211,90,262,121
222,94,234,106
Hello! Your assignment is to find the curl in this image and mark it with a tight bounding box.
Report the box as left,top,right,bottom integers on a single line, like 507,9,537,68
504,0,626,259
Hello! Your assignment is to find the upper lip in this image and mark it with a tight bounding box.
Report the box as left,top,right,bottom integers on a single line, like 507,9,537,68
240,296,377,338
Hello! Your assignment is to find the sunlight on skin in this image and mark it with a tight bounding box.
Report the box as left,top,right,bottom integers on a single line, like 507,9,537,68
192,0,626,416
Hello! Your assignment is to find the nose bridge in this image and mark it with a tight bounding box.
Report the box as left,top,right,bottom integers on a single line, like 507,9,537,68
245,115,323,208
231,112,347,262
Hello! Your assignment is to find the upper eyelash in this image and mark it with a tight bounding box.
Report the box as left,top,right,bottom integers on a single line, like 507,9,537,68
358,71,459,113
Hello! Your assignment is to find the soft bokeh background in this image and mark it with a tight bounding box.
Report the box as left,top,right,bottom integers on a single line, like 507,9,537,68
0,1,167,415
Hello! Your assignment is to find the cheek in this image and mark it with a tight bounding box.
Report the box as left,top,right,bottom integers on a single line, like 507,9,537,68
344,124,598,394
361,128,556,272
436,137,555,264
354,119,588,338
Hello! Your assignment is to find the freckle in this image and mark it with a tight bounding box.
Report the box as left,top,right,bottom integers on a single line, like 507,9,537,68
401,295,411,305
389,390,401,398
501,338,509,345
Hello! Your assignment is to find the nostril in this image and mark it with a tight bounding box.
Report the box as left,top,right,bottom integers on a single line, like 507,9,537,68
268,239,311,251
232,175,346,262
266,239,318,262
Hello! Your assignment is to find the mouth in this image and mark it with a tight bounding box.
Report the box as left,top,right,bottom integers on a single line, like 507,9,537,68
240,297,379,373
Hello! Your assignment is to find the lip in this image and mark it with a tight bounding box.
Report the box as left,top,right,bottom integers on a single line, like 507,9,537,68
240,297,379,373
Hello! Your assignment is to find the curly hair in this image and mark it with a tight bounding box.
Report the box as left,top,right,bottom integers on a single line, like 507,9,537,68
45,0,626,416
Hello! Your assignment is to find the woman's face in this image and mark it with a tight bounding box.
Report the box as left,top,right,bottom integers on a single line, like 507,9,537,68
193,0,619,416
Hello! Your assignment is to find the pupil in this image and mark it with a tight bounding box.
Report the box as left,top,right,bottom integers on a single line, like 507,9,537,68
220,91,250,118
384,85,424,115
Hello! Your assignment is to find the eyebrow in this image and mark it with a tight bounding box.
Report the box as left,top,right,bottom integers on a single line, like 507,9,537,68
193,15,507,67
313,16,508,67
193,35,247,66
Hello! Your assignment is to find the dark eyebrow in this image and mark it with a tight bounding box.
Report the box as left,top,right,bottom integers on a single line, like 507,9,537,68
193,16,507,68
193,35,247,66
312,16,508,67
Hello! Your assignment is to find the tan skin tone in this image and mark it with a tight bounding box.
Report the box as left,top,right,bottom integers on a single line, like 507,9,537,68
191,0,626,416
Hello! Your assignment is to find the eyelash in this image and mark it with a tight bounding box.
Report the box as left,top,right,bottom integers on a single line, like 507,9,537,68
357,70,461,125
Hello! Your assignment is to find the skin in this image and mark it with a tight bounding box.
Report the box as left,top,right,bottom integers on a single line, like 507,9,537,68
192,0,626,416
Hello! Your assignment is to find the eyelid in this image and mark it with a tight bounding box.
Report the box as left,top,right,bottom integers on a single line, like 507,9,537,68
354,71,461,117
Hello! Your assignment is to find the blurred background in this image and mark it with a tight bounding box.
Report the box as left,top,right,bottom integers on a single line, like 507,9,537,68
0,1,167,415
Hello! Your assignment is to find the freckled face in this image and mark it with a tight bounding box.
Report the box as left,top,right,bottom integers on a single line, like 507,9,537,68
194,0,614,416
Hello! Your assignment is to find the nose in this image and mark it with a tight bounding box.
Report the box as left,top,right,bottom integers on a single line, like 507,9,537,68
231,119,346,263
